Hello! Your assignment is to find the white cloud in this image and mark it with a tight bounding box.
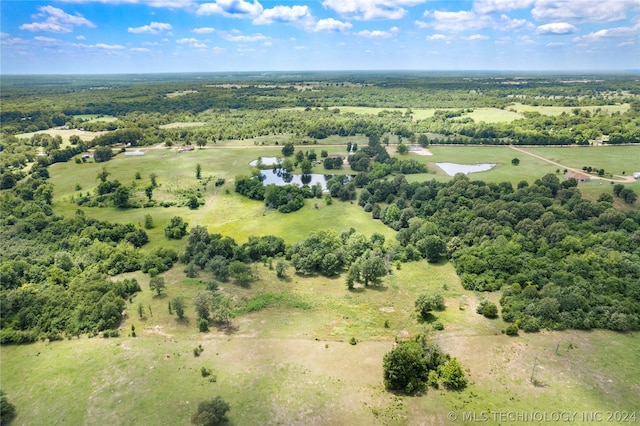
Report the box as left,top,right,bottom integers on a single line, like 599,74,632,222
219,31,268,42
76,35,86,40
58,0,196,7
193,27,216,34
20,6,95,33
532,0,640,23
414,20,429,29
128,22,172,34
130,47,151,52
430,10,532,32
197,0,264,18
355,27,399,38
322,0,426,20
253,5,313,26
94,43,126,50
34,36,59,43
177,37,199,43
495,36,512,44
294,45,306,50
426,33,448,41
573,23,640,42
535,22,577,35
467,34,490,40
473,0,534,14
314,18,352,32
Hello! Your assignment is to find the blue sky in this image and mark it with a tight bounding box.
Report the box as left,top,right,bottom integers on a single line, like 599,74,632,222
2,0,639,74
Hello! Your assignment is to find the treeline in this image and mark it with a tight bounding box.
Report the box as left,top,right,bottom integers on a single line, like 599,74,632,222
356,172,640,332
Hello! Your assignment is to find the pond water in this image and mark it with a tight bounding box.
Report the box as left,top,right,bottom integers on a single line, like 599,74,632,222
249,157,281,166
259,169,337,190
436,162,497,176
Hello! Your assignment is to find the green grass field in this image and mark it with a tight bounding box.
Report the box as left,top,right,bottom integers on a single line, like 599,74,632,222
3,141,639,425
2,259,638,425
510,103,631,116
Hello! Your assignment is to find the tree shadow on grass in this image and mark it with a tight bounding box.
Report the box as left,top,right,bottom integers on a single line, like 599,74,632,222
217,323,238,335
175,317,190,326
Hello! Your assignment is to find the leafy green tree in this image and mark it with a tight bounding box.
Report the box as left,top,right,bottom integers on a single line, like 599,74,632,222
352,249,387,286
281,142,295,157
422,235,446,263
229,261,252,286
144,214,154,229
113,185,130,208
172,296,186,319
94,146,114,163
511,157,520,165
191,396,230,426
149,276,166,296
165,216,188,239
397,143,409,155
415,292,445,319
439,358,467,390
150,173,158,188
194,291,213,320
96,167,111,183
620,188,638,204
211,293,234,327
418,134,429,147
275,260,289,279
144,185,153,201
482,302,499,318
196,163,202,179
383,341,428,394
300,159,313,174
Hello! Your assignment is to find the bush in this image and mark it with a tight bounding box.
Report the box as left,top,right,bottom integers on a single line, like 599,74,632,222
482,302,499,319
439,358,467,390
415,292,445,319
505,323,519,336
349,336,357,345
198,319,210,332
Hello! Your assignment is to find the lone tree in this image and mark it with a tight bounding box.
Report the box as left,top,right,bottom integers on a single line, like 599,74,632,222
172,296,186,319
191,396,230,425
196,163,202,179
511,157,520,166
149,276,166,296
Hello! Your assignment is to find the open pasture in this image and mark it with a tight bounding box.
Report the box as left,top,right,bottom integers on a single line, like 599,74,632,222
15,128,107,147
2,257,638,425
510,103,631,116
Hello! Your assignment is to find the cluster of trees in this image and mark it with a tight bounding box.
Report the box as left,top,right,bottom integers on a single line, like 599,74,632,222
291,228,388,289
383,336,466,394
235,173,323,213
0,169,188,342
358,172,640,332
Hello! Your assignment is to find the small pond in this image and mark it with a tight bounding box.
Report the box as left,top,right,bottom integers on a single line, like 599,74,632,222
436,162,497,176
259,169,338,190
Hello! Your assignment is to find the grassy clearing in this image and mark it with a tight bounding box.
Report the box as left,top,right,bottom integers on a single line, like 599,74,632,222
3,257,638,425
462,108,523,123
424,145,560,183
73,114,118,123
159,122,206,129
15,128,107,147
510,103,630,116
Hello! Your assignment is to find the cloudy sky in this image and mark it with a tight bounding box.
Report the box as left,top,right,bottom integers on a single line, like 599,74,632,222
1,0,639,74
